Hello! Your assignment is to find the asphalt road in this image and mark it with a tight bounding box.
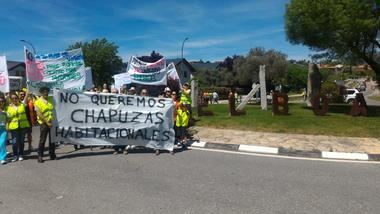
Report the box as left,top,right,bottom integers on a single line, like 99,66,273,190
1,144,380,214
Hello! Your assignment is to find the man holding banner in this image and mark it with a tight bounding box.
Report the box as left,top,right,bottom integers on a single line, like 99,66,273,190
35,87,56,163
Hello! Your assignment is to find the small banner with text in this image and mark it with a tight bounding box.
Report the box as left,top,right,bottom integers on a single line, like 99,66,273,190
126,56,167,85
25,48,86,94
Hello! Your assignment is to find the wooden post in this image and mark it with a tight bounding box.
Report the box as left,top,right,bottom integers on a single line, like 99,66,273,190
307,63,313,107
259,65,267,110
191,77,198,117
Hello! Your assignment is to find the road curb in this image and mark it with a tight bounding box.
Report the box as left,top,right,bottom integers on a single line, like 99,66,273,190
190,141,380,161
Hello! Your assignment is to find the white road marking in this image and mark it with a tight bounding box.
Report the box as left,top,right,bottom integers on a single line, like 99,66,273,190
189,147,380,164
191,141,207,148
238,144,278,154
321,151,369,160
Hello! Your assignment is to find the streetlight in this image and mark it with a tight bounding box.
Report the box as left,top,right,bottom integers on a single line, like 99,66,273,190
20,39,36,55
181,37,189,75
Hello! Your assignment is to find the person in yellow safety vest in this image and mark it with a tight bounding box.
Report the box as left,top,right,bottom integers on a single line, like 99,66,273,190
34,87,55,163
19,88,33,153
180,83,191,105
175,102,190,149
180,83,192,120
6,92,31,162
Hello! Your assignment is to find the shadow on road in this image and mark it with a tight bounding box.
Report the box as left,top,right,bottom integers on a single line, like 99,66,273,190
54,146,190,160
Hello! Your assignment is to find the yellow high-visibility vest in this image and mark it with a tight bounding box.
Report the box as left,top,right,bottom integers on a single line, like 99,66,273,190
176,108,189,127
7,104,30,130
180,89,191,105
34,97,54,124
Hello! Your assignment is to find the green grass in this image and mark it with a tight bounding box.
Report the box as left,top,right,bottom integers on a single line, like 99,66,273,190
196,103,380,138
368,96,380,102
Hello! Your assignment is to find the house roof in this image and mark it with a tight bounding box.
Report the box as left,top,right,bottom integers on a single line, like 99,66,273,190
166,58,196,73
7,61,25,71
190,61,221,71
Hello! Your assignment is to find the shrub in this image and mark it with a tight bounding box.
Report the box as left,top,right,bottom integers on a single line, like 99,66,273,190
321,81,343,103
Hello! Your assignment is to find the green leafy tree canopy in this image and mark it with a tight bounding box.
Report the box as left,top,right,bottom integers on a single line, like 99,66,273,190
285,0,380,83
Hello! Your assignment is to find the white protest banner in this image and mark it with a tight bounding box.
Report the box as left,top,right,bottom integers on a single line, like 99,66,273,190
113,73,132,91
85,67,93,90
128,56,166,73
126,56,167,85
52,90,175,151
0,56,10,93
25,48,86,94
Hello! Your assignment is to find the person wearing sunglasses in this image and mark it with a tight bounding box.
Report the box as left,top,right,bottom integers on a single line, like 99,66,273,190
0,96,8,164
6,92,30,162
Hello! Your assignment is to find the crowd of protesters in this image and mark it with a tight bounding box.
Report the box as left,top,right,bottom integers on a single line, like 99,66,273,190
0,83,191,165
0,86,55,164
86,83,192,155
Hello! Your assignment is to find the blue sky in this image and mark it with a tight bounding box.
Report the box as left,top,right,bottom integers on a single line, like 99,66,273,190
0,0,313,62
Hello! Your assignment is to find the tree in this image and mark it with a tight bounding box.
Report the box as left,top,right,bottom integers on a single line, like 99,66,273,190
285,0,380,83
194,48,287,88
68,38,123,86
234,48,288,88
285,63,308,91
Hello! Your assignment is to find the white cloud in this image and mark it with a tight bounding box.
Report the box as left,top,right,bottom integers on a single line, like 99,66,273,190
185,26,284,48
115,35,154,42
186,36,248,48
221,0,287,19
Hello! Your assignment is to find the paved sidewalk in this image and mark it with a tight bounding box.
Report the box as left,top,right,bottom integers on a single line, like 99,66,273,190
190,126,380,154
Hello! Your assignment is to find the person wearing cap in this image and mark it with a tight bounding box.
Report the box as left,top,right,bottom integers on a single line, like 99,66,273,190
7,92,31,162
34,87,56,163
164,87,171,98
128,87,136,95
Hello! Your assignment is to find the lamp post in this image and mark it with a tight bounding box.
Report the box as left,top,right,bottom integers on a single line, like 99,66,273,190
20,39,36,55
181,37,189,74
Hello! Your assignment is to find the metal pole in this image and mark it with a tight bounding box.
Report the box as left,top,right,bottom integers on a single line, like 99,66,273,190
181,37,189,75
20,39,36,55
